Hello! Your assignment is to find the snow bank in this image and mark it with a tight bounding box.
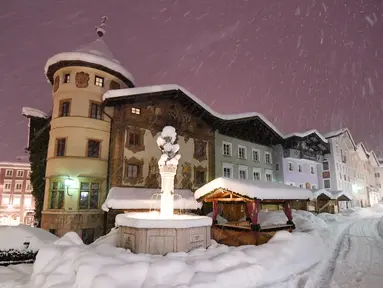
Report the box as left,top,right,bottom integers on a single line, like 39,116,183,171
0,225,58,251
22,228,323,288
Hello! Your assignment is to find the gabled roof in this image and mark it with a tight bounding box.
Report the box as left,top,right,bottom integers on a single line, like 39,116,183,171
311,189,352,201
44,38,134,87
324,128,357,149
103,84,283,135
194,177,313,201
284,129,329,153
368,150,380,167
284,129,328,143
356,142,370,162
103,84,285,146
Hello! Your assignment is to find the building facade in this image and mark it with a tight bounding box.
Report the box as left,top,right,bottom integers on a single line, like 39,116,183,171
214,131,277,182
41,31,134,242
273,130,329,190
0,162,34,226
375,159,383,201
323,129,380,207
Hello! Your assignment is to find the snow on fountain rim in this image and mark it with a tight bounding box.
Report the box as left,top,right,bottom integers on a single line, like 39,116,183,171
115,211,212,229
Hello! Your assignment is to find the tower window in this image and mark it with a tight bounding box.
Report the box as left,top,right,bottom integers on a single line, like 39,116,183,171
87,140,101,158
63,74,70,83
79,182,99,210
95,76,104,87
56,138,66,156
131,107,141,115
59,100,71,117
90,102,102,120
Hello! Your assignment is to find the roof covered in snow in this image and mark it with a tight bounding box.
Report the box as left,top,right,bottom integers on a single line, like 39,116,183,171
22,107,49,119
194,177,313,201
103,84,284,139
284,129,328,144
101,187,201,211
323,128,357,149
311,189,352,201
44,38,134,87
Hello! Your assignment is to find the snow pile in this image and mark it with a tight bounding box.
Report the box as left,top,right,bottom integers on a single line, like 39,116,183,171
20,229,323,288
157,126,181,167
0,225,58,251
91,228,119,247
238,210,327,232
101,187,201,211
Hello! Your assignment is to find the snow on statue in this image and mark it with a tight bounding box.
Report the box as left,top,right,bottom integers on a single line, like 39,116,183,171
157,126,181,167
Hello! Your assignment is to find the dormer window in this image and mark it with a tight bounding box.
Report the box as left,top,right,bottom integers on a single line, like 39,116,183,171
63,74,70,83
95,76,104,87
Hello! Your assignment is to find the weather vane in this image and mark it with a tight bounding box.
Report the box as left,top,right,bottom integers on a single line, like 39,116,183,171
95,16,108,38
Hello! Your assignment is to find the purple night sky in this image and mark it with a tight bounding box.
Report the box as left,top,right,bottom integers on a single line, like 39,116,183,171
0,0,382,161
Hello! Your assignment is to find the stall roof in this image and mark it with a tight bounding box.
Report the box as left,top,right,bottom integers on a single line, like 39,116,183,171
311,189,352,201
101,187,201,211
194,177,313,202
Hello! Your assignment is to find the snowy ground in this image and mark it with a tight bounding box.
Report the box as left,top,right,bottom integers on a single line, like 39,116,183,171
1,207,383,288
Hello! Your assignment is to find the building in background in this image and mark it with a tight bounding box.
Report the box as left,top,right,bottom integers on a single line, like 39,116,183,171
0,162,34,226
375,159,383,201
273,130,329,190
214,119,283,182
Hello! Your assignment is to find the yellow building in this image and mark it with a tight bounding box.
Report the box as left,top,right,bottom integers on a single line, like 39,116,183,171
42,28,135,242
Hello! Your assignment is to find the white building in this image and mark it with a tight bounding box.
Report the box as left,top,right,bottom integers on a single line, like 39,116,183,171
375,159,383,201
323,128,380,207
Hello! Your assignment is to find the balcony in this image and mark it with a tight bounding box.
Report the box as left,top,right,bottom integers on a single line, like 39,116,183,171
283,149,322,162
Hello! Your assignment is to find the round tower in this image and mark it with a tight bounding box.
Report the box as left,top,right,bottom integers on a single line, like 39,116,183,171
42,18,134,240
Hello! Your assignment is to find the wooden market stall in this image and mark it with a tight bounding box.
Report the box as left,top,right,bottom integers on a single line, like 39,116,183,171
194,177,313,246
311,189,352,214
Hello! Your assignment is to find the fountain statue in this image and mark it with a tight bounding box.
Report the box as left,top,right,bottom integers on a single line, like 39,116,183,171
156,126,181,218
116,126,212,255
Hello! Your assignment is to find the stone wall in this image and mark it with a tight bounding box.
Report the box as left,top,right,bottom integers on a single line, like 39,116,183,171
41,211,104,241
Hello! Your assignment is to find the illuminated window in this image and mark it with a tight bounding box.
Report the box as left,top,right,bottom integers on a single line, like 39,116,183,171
95,76,104,87
131,107,141,115
63,74,70,83
50,181,65,209
79,182,99,209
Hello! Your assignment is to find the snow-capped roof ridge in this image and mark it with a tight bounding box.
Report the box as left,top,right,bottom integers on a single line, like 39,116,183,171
44,37,135,85
75,37,120,64
22,107,49,119
103,84,284,138
323,127,357,149
284,129,328,143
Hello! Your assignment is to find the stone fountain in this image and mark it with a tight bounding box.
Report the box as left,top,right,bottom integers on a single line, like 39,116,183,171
116,126,212,255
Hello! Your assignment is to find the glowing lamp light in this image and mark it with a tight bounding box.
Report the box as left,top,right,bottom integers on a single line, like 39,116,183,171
65,177,75,187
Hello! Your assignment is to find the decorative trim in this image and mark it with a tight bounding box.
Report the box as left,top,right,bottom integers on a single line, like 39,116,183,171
125,127,145,153
193,165,207,187
75,72,90,88
53,76,60,92
181,162,192,190
110,107,124,187
145,157,160,188
194,139,207,162
123,156,144,185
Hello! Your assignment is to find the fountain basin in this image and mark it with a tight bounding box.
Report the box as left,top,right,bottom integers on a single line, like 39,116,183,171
116,212,212,255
